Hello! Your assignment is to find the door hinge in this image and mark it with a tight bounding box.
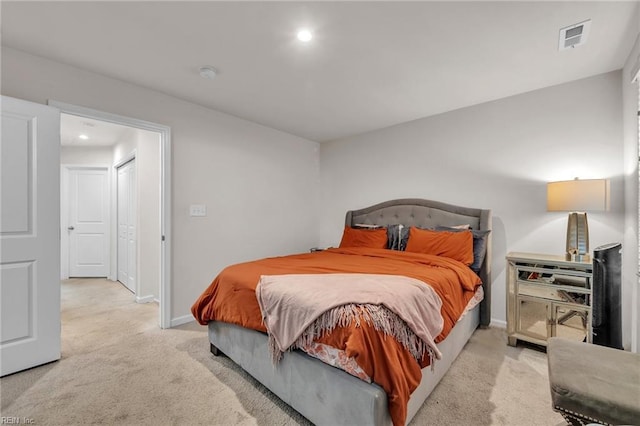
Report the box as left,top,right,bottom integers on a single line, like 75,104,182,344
161,235,165,242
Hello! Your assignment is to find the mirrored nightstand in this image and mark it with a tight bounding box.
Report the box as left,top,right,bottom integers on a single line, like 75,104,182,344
506,252,592,347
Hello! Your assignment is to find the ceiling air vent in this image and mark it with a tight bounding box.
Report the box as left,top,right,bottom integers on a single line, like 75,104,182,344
559,20,591,51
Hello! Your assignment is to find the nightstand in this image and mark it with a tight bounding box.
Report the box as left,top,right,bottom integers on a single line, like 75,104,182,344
506,252,592,347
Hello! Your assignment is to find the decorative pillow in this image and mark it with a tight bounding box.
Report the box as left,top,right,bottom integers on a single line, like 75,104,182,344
469,229,490,272
405,227,474,265
354,224,392,249
395,224,470,253
386,224,410,251
435,226,491,273
339,226,388,249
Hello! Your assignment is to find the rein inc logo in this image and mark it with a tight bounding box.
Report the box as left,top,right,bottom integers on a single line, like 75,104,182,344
1,418,34,424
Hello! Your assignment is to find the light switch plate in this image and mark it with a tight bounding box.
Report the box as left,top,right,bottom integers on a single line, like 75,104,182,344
190,204,206,217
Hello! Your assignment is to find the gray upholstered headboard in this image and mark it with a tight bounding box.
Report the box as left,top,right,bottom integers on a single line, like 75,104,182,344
345,198,492,327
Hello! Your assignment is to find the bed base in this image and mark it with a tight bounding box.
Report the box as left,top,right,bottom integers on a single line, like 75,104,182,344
208,305,479,426
210,343,222,356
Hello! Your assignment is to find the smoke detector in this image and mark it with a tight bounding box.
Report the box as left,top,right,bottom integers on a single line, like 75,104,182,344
199,66,217,80
559,20,591,51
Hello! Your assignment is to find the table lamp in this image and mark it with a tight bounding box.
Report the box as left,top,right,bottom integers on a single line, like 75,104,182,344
547,178,609,260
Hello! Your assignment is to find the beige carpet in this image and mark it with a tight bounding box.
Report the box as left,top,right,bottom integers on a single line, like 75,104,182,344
1,278,565,425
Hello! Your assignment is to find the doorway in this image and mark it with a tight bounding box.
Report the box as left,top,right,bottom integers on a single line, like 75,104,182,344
53,101,172,329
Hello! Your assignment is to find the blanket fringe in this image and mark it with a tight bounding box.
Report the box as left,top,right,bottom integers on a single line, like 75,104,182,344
267,304,436,369
268,333,283,364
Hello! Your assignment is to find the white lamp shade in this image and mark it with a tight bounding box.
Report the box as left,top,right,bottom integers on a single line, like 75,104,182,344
547,179,609,212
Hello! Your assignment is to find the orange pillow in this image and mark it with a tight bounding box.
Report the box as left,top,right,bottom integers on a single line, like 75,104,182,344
405,227,474,265
339,226,388,249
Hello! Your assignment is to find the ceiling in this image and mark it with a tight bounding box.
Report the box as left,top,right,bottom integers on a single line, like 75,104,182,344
60,113,133,147
2,1,638,142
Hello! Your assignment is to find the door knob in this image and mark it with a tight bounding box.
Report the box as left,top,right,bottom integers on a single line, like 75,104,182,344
68,226,75,231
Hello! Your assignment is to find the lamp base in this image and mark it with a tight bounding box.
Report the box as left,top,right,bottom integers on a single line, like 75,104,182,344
566,212,589,258
565,253,591,263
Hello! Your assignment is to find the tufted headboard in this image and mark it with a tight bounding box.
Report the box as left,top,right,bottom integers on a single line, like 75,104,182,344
345,198,492,327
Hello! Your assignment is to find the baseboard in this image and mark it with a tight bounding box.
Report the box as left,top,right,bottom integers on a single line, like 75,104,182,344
170,314,195,328
490,318,507,329
135,295,155,304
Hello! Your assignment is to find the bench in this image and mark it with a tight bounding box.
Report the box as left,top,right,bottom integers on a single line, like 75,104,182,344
547,337,640,425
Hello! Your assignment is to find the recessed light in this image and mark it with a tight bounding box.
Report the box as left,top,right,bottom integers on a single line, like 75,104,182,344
297,29,313,42
79,134,89,140
199,66,217,80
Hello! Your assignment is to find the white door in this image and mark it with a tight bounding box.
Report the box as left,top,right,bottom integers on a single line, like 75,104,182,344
117,160,136,293
69,168,109,277
0,96,61,376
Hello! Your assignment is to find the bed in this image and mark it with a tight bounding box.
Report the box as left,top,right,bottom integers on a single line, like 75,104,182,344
192,198,492,426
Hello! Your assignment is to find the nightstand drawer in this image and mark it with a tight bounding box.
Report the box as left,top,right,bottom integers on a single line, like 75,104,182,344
518,282,566,302
518,282,590,306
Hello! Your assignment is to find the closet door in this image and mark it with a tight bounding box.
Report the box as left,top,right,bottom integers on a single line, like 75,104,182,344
117,159,136,293
126,161,136,292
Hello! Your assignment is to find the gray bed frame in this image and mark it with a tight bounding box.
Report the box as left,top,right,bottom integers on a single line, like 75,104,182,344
208,198,492,425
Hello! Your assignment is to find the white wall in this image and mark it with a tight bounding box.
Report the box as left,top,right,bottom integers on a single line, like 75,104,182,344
1,47,320,323
134,129,161,302
61,145,113,165
622,5,640,352
112,127,137,165
319,72,628,343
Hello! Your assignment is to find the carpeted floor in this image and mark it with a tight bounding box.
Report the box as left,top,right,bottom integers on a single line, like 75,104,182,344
0,278,565,425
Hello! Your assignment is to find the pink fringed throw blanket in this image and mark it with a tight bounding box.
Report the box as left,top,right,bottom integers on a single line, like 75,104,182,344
255,273,444,366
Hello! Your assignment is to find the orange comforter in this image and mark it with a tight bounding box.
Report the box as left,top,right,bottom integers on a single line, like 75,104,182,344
191,247,481,426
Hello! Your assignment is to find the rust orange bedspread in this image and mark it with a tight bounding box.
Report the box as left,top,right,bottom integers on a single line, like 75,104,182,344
191,247,481,426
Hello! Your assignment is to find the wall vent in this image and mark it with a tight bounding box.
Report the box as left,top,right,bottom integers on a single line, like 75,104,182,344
559,19,591,51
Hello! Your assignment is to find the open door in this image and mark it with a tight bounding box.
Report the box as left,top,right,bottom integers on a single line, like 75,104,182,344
1,96,61,376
